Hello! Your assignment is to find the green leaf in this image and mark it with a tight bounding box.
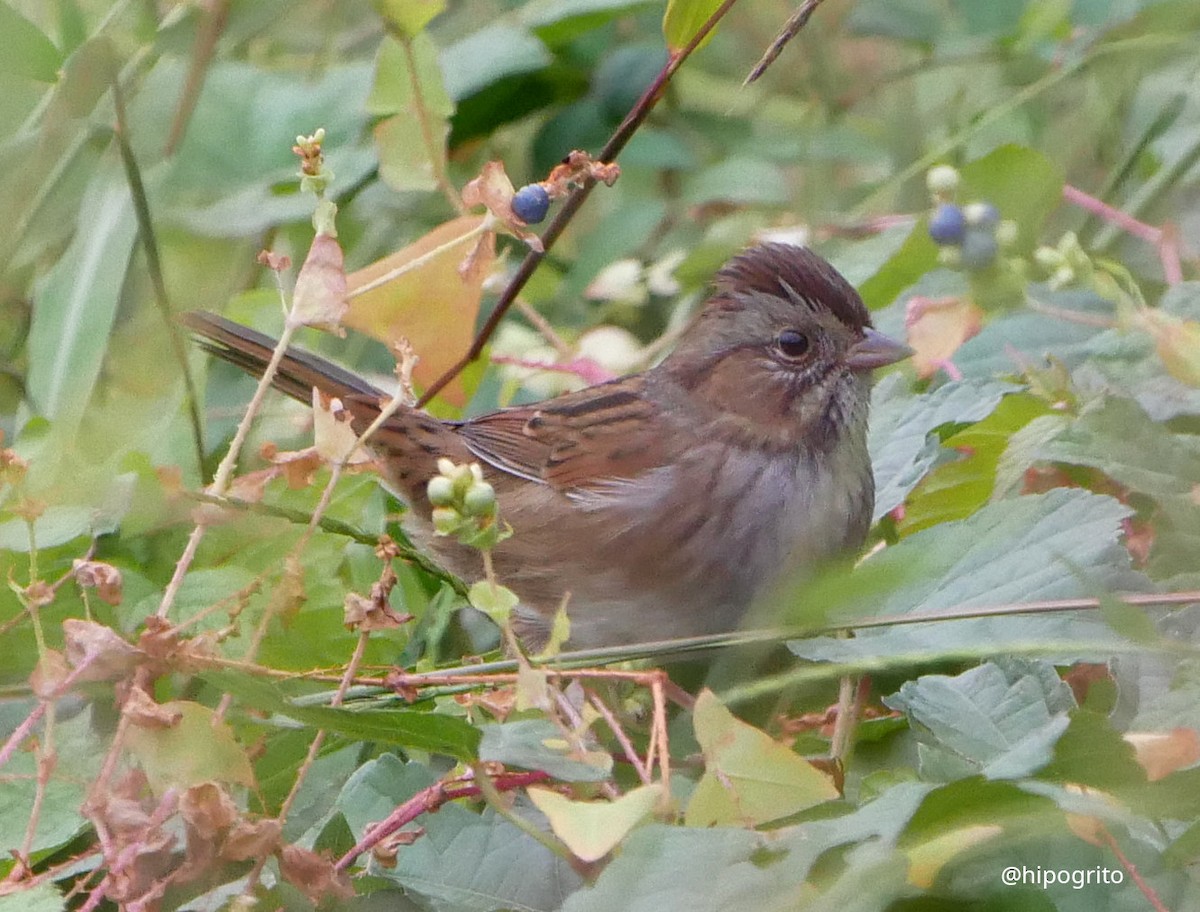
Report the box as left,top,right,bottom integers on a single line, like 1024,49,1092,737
884,659,1075,781
528,784,662,862
25,166,137,437
373,0,446,37
791,489,1141,662
201,669,481,760
467,580,520,625
479,719,612,781
663,0,723,53
123,701,255,794
0,5,62,82
957,145,1063,253
686,690,839,827
1031,396,1200,501
898,392,1052,534
370,34,453,193
869,375,1017,521
682,157,789,207
527,0,657,47
563,783,932,911
339,755,582,910
438,24,551,101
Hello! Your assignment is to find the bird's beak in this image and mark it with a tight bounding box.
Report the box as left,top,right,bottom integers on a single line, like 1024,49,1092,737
846,328,912,372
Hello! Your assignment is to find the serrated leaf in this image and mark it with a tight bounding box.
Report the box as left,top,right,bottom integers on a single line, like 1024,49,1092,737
338,756,582,910
686,690,838,827
792,489,1140,662
884,660,1075,781
479,719,612,781
528,784,662,862
869,375,1017,521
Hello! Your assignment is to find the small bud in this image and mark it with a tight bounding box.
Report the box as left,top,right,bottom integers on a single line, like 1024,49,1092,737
937,246,962,268
427,476,455,507
995,220,1019,248
1034,246,1064,270
462,481,497,517
926,165,960,197
436,457,457,477
963,201,1000,229
432,507,460,535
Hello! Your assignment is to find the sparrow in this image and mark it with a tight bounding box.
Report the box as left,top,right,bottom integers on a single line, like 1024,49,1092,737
185,243,910,649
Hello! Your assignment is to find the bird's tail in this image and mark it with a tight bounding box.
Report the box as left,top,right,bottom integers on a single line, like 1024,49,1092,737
182,311,384,405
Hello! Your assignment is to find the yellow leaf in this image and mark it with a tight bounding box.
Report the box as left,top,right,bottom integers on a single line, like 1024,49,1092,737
345,216,494,406
685,689,838,827
528,784,662,862
906,825,1002,888
124,701,255,795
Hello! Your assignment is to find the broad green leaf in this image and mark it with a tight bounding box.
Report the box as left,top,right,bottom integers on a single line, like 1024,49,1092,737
0,5,62,82
339,755,582,910
884,659,1075,781
869,375,1017,521
1031,396,1200,500
0,881,66,912
663,0,723,53
124,701,255,794
905,824,1002,888
528,784,662,861
899,393,1051,534
956,146,1063,253
563,782,931,912
478,718,612,781
527,0,657,46
438,24,551,100
791,489,1141,662
202,669,481,760
25,166,136,437
0,709,96,860
369,34,454,193
686,690,838,827
682,157,789,206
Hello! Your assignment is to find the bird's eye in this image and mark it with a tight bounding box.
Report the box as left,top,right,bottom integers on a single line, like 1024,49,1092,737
775,329,810,359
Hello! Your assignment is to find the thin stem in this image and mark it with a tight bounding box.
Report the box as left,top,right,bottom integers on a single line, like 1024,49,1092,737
416,0,746,406
111,79,206,478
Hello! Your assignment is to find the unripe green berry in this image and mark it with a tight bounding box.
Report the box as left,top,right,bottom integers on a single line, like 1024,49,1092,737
926,165,960,197
963,201,1000,229
427,476,455,507
462,481,497,517
996,220,1019,248
432,507,460,535
937,245,962,268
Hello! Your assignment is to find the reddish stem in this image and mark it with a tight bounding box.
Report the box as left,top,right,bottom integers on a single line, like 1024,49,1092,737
1063,184,1183,285
334,769,550,872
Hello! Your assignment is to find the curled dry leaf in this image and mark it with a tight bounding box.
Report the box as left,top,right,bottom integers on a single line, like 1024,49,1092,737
73,558,124,605
1124,728,1200,782
292,230,349,333
125,685,184,729
180,782,239,840
222,818,282,862
312,391,374,466
462,160,544,249
278,844,354,904
905,295,983,380
30,649,70,699
63,618,142,682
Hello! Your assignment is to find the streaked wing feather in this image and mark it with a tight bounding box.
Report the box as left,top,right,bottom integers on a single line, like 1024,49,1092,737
456,376,666,491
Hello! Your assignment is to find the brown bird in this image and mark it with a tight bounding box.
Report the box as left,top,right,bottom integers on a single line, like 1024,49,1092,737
185,243,909,649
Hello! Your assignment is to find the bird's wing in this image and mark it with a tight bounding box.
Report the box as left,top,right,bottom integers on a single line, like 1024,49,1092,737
456,375,668,491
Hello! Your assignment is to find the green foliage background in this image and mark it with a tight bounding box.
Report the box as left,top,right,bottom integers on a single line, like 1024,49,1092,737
2,0,1200,909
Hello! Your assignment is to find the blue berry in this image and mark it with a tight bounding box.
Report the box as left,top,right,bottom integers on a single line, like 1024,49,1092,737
928,203,966,245
512,184,550,224
960,229,999,270
964,201,1000,229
